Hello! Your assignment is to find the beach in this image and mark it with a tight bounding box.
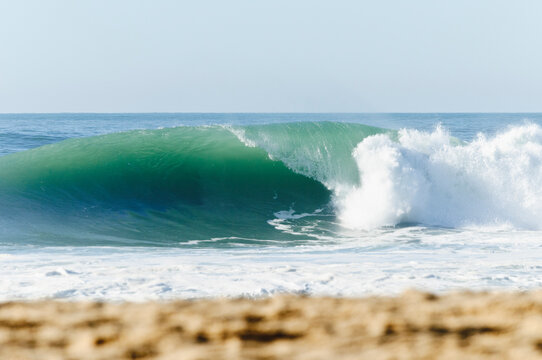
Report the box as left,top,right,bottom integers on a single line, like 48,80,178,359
3,290,542,359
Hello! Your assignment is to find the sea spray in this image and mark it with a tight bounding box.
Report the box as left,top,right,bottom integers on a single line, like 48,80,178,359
339,123,542,230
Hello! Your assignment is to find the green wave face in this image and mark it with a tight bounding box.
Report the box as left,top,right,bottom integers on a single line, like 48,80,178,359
237,122,390,187
0,122,388,246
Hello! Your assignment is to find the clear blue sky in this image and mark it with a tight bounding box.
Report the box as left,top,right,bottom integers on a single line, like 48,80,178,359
1,0,541,113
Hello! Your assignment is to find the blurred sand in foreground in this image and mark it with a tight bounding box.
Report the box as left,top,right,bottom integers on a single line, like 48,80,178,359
2,290,542,359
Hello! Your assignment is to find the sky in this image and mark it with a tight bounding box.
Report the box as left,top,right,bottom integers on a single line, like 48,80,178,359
0,0,541,113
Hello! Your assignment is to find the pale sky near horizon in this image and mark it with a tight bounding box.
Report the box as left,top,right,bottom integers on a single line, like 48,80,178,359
1,0,541,113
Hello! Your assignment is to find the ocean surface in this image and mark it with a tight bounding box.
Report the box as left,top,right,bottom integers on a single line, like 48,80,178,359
2,113,542,300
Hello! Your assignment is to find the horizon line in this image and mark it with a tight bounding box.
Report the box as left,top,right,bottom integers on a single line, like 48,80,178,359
2,111,542,115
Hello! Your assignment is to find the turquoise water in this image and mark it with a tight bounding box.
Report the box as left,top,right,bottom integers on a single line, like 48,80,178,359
2,113,542,300
0,122,388,245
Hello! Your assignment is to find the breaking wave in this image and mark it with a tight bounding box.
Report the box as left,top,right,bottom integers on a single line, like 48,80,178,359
1,121,541,245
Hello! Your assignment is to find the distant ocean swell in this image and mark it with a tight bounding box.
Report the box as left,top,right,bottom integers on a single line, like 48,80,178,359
1,121,541,246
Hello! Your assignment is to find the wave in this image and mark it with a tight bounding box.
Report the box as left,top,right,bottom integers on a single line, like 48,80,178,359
0,122,384,245
1,121,541,245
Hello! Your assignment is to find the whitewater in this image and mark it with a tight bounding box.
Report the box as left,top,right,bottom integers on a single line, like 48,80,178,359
1,113,542,300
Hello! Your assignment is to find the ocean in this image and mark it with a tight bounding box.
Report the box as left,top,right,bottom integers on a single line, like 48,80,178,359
1,113,542,301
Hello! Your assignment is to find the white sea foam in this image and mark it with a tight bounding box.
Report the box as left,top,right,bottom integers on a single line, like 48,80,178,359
338,124,542,230
2,227,542,301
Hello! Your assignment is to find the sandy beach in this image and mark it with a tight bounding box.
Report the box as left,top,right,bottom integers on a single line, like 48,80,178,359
2,290,542,359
